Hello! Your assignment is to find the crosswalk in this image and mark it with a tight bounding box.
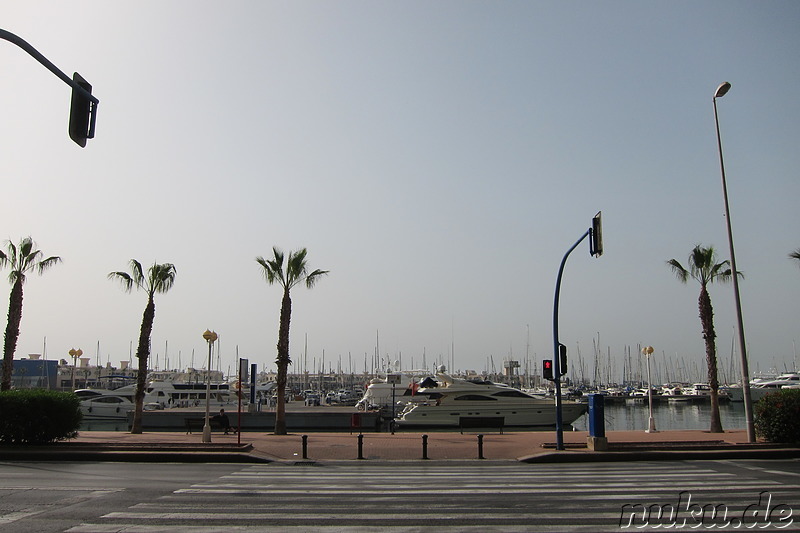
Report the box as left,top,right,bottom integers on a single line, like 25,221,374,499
66,462,799,532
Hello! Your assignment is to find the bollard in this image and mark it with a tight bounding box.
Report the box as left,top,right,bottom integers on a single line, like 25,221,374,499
301,434,308,459
477,434,484,459
357,433,364,460
421,434,429,460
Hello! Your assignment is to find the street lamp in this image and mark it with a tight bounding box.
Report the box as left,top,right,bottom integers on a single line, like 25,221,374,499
713,82,755,443
642,346,657,433
68,348,82,390
201,329,218,443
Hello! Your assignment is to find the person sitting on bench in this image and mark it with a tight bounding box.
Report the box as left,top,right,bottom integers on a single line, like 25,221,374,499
212,408,234,434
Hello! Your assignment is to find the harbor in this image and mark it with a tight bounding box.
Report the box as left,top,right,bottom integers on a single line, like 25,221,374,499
21,353,784,434
79,395,749,433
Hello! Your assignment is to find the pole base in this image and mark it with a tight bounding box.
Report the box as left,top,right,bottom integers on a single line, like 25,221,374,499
646,418,658,433
587,436,608,451
202,425,212,443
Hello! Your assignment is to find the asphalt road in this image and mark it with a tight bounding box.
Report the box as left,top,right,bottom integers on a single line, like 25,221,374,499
1,459,798,532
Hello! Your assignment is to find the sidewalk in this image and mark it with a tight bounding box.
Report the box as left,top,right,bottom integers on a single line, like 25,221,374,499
3,428,797,464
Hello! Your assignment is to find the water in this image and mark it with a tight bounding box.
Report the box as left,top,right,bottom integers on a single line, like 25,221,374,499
571,401,747,432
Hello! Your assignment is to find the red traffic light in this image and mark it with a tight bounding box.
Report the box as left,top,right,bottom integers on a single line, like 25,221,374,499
543,359,554,381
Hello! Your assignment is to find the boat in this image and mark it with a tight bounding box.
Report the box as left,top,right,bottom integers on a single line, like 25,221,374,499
393,367,587,428
76,388,137,420
355,371,434,411
76,380,244,420
625,388,649,402
727,372,800,402
684,383,711,396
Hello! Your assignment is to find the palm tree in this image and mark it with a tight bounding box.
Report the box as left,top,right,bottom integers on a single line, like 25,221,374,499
257,247,328,435
667,245,738,433
790,249,800,266
108,260,176,433
0,237,61,391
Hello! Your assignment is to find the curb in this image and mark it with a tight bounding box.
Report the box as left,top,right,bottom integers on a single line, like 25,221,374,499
520,447,800,463
1,444,798,464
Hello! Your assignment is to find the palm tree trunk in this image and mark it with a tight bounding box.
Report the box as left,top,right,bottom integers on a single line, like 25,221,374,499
131,296,155,434
1,280,24,391
698,285,724,433
274,289,292,435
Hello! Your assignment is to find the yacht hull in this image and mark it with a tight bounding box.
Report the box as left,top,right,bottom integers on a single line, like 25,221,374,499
394,401,587,428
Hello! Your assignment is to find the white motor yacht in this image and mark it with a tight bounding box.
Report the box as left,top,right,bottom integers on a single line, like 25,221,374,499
727,372,800,402
75,388,136,420
355,371,435,411
76,380,243,419
393,368,586,428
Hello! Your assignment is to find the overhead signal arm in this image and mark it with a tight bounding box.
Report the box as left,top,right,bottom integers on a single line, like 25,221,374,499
1,28,99,146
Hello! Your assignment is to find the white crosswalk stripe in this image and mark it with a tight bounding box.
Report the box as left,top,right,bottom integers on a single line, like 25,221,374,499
66,462,800,532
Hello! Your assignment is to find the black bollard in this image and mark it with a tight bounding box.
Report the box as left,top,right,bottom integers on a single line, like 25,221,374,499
421,434,429,460
477,434,484,459
357,433,364,460
301,434,308,459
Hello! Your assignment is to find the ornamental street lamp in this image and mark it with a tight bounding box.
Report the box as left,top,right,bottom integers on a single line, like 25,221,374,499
201,329,218,443
68,348,82,390
642,346,657,433
713,82,755,443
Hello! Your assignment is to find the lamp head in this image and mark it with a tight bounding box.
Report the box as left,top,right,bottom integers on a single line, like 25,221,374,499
714,82,731,99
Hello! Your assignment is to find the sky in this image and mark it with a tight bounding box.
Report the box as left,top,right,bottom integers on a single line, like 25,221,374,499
1,1,799,384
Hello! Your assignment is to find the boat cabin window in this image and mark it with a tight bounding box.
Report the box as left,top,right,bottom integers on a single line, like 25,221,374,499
454,394,496,401
492,390,534,398
95,396,125,404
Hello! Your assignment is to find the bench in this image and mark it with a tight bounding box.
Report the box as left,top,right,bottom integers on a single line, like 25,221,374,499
184,417,236,435
459,416,504,434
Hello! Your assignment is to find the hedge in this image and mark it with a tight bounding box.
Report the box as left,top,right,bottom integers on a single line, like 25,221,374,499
754,389,800,444
0,389,82,444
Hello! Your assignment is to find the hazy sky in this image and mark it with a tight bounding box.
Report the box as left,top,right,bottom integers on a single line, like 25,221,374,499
1,1,798,382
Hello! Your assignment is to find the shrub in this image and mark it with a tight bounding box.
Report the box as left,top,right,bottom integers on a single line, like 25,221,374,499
0,389,82,444
754,389,800,444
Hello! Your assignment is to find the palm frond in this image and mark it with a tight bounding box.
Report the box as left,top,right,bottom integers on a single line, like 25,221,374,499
305,268,329,288
256,254,285,287
150,263,177,294
36,256,62,275
666,259,689,283
18,237,33,259
284,249,308,289
4,241,17,269
108,271,135,292
128,259,145,287
0,238,60,284
709,260,732,284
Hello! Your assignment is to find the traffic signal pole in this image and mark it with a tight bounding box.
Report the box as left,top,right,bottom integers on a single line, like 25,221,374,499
551,212,602,451
1,28,99,145
552,230,589,450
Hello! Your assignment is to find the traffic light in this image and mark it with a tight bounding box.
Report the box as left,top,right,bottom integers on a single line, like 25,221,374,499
559,343,567,375
590,211,603,257
543,359,554,381
69,72,95,147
